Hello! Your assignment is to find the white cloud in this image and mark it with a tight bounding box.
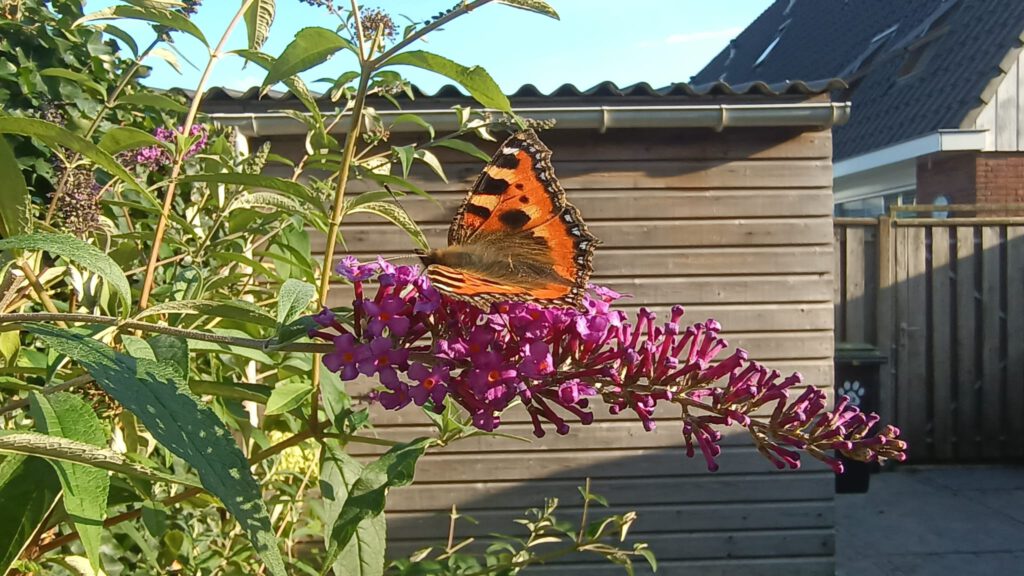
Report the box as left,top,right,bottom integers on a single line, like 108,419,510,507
664,27,743,44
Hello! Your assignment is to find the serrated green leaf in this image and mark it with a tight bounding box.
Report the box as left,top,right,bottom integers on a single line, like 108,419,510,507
148,334,189,383
25,325,286,576
243,0,276,51
0,455,61,576
228,191,305,214
0,233,132,316
347,201,428,251
496,0,559,19
117,92,189,113
0,117,146,193
264,381,312,415
98,126,165,156
263,27,354,88
28,392,109,573
432,138,491,162
75,5,209,47
321,439,430,573
0,137,32,238
383,51,510,113
135,299,277,328
277,279,316,327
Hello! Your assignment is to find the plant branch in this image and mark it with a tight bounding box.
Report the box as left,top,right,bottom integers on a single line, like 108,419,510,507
371,0,495,67
138,0,255,309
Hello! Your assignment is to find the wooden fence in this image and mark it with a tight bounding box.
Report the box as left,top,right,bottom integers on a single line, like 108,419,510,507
834,207,1024,461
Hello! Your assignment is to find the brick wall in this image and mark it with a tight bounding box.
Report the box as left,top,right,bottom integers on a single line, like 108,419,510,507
975,153,1024,204
917,151,1024,210
916,152,977,204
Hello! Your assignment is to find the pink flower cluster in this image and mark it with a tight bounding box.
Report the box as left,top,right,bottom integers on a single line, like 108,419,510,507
135,124,208,169
311,257,907,472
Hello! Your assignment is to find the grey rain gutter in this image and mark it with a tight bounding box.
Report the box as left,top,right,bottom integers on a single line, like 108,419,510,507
209,102,851,137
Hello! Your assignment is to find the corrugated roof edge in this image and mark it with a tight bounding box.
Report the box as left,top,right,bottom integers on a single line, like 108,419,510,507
194,78,848,102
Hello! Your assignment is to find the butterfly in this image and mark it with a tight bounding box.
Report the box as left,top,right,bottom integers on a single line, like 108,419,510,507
417,129,599,310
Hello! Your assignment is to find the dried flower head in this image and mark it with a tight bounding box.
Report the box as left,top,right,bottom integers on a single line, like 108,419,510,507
357,7,397,47
53,166,102,237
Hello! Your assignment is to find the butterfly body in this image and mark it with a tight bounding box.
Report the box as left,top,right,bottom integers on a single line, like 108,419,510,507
419,130,599,310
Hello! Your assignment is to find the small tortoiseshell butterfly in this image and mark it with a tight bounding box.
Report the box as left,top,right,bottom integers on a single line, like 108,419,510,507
417,130,599,310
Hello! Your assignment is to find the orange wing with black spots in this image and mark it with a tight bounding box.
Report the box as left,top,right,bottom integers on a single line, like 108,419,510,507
419,130,599,310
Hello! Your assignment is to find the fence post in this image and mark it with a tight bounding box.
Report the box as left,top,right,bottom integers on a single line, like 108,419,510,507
876,215,896,429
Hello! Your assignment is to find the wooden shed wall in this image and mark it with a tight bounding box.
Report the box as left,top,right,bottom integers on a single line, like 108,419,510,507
264,126,836,574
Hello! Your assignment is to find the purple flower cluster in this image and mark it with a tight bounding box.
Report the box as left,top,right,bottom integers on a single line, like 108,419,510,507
311,257,907,472
135,124,208,169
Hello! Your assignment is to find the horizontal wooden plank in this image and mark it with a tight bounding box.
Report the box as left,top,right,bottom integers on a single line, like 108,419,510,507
386,501,833,539
341,188,834,224
274,158,833,192
266,127,831,164
383,472,836,511
322,246,834,276
315,218,835,252
327,274,833,307
385,528,834,562
347,419,805,456
382,447,830,483
521,556,834,576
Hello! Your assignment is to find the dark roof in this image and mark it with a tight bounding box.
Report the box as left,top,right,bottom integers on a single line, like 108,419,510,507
691,0,1024,159
197,79,846,114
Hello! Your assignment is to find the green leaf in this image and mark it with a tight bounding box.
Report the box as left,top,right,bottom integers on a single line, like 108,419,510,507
0,117,146,193
135,299,278,329
120,334,155,360
244,0,276,51
263,27,354,88
148,334,189,383
28,392,109,573
383,51,510,113
392,145,414,178
496,0,560,19
75,5,209,47
179,173,321,210
0,431,202,488
26,325,286,576
0,233,132,316
277,279,315,327
228,191,305,214
118,92,190,114
0,137,32,238
432,138,491,162
322,439,431,572
38,68,106,98
98,126,165,156
389,114,434,139
358,173,434,204
347,201,429,251
264,381,312,415
637,547,657,572
320,442,386,576
234,50,321,120
0,455,61,576
415,149,447,183
96,23,140,57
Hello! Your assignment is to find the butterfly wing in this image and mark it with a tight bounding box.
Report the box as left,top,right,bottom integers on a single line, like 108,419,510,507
429,130,599,309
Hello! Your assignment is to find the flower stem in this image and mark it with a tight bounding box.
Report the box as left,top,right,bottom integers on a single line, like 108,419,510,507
138,0,255,309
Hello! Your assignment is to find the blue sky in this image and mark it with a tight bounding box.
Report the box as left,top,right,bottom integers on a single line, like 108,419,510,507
86,0,771,93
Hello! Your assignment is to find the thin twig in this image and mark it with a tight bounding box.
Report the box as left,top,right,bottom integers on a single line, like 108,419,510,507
16,262,63,321
138,0,255,309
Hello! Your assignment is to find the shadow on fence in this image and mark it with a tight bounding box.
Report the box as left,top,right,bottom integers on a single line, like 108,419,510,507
834,205,1024,462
